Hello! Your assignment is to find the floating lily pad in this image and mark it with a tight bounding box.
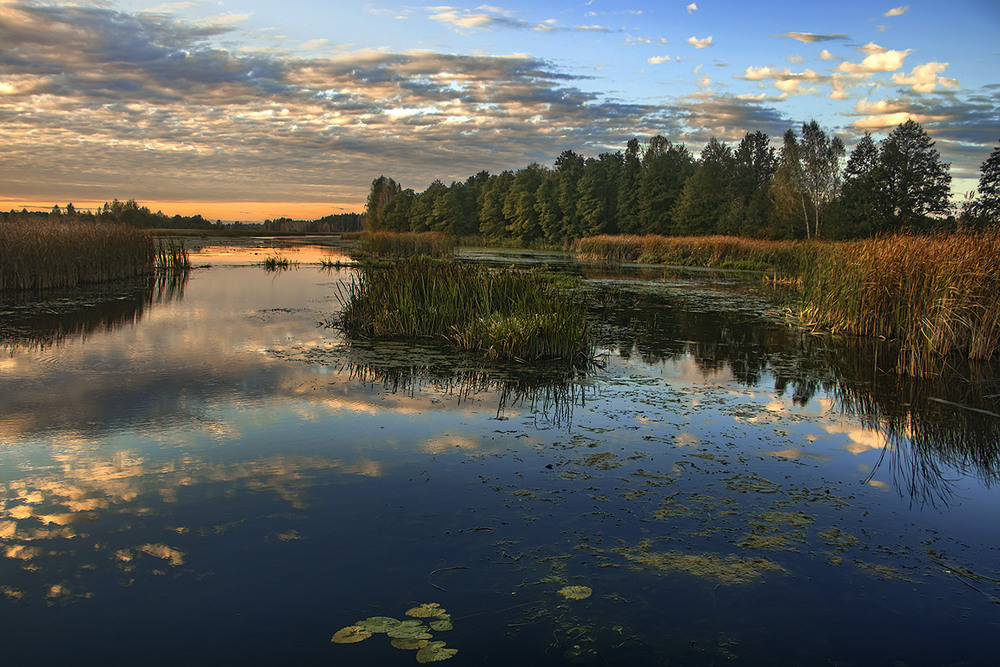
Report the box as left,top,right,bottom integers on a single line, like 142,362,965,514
331,625,372,644
416,641,458,663
356,616,401,633
391,637,431,650
406,602,447,618
558,585,593,600
388,621,433,639
429,619,454,632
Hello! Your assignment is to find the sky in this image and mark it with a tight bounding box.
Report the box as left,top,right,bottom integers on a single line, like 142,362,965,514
1,0,998,221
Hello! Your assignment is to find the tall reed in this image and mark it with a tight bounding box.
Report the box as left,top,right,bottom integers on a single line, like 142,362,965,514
0,217,190,290
797,230,1000,375
338,257,591,364
355,231,456,258
574,234,807,274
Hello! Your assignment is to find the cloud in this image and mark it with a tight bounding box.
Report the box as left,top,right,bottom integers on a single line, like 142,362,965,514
891,62,959,93
883,5,909,17
686,3,697,12
819,49,839,61
647,55,672,65
426,6,614,33
774,32,848,43
688,35,712,48
836,45,910,74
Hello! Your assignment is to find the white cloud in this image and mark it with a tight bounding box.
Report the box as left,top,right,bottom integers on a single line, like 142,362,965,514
836,46,909,74
647,55,672,65
688,35,712,48
686,3,697,12
775,32,848,43
891,62,959,93
883,5,909,17
819,49,838,61
788,55,804,64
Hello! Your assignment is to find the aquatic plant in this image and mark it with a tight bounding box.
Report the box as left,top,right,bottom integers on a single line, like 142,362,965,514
796,230,1000,375
574,234,807,275
261,253,292,271
0,217,157,290
337,257,592,365
332,604,457,662
355,231,456,258
154,237,191,275
557,585,593,600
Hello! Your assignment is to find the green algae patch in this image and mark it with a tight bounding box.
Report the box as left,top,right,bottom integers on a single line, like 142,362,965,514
758,511,814,527
614,540,786,585
581,452,621,470
331,625,372,644
416,641,458,663
819,527,858,548
723,473,781,495
406,602,447,618
558,585,593,600
855,561,916,582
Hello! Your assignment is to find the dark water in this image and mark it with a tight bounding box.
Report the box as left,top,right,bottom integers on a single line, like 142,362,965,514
2,242,999,666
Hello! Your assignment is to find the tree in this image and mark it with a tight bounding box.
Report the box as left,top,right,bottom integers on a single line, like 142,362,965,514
638,136,695,235
478,171,514,240
839,133,888,237
770,129,809,238
504,163,547,242
962,140,1000,227
671,138,734,236
878,119,952,229
616,138,643,234
363,175,402,231
725,131,777,236
577,152,622,236
798,120,845,238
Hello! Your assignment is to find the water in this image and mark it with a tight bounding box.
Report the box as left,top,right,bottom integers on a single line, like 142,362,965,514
2,241,999,665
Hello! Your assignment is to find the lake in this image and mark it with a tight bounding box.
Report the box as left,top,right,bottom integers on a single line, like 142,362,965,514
2,239,998,665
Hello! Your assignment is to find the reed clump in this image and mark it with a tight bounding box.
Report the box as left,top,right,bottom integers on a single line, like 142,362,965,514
574,234,807,274
338,257,591,365
355,231,456,258
797,230,1000,375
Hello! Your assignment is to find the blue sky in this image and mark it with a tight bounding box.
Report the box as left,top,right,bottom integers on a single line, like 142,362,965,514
1,0,997,220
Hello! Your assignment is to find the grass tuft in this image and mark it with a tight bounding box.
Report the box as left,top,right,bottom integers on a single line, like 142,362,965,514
355,231,456,258
337,257,591,365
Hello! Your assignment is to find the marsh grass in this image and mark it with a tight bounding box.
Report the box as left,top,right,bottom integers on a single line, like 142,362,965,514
355,231,456,258
797,230,1000,375
574,234,807,275
338,257,591,364
0,218,191,291
261,253,293,271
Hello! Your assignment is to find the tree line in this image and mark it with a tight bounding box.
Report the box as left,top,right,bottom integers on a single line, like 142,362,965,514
365,119,999,242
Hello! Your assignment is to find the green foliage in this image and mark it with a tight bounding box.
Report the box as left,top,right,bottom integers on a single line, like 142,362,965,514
878,119,952,228
355,231,456,258
338,257,592,365
962,140,1000,228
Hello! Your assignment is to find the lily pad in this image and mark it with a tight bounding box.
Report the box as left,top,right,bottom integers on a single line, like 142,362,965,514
558,585,593,600
416,641,458,663
331,625,372,644
356,616,401,633
387,621,433,639
406,602,447,618
429,619,454,632
391,637,431,650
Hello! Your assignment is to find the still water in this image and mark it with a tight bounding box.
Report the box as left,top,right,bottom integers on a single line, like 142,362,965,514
2,241,998,665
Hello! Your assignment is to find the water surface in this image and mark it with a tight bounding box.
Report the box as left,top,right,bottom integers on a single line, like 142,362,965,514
2,242,998,665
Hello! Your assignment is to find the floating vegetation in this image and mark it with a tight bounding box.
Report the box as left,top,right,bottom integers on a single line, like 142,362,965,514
819,527,859,548
261,253,293,271
415,641,459,663
333,603,457,662
722,473,782,495
331,625,372,644
336,257,593,365
613,540,787,585
406,603,447,618
558,585,593,600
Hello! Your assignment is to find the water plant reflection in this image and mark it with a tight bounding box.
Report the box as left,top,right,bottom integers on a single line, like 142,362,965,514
0,273,188,351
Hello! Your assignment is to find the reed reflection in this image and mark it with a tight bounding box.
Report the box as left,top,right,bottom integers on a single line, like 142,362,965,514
0,273,187,351
342,341,587,427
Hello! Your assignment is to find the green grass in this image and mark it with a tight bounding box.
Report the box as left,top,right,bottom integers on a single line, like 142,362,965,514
0,217,192,290
337,257,591,365
354,231,456,258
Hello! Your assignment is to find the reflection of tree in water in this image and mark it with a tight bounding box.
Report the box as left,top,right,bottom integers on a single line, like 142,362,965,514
0,274,187,350
343,342,586,427
589,281,1000,506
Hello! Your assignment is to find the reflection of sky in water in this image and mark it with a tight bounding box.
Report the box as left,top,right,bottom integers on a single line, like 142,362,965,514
2,250,999,665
